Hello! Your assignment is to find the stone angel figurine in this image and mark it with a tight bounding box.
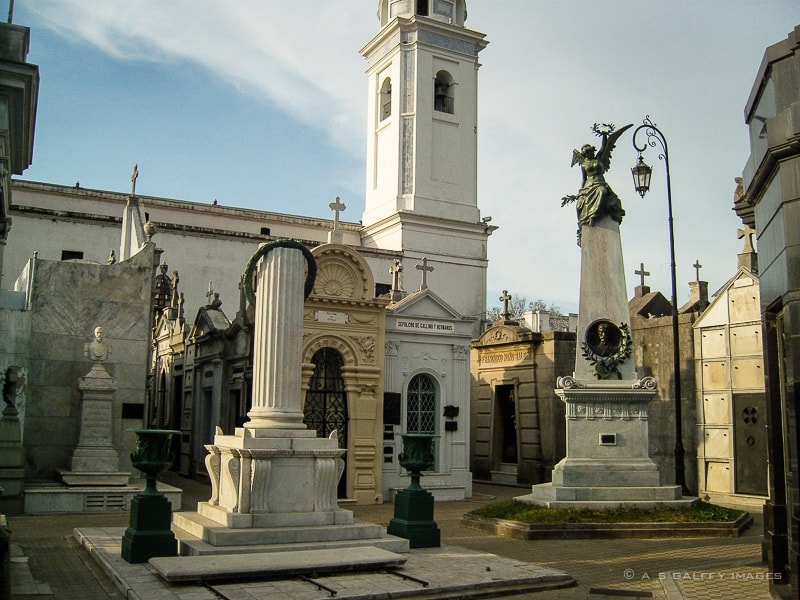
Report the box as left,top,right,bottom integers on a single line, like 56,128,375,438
562,123,632,245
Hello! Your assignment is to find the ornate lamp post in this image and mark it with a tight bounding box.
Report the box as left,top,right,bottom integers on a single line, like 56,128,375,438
631,116,689,495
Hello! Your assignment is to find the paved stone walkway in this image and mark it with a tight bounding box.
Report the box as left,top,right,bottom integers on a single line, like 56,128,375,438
7,473,783,599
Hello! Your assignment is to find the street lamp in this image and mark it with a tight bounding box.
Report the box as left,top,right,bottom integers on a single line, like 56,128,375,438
631,115,690,495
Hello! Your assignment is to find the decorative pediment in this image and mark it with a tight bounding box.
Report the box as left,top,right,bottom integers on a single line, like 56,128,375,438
694,266,760,329
474,323,534,346
311,244,375,302
188,306,231,340
388,288,463,320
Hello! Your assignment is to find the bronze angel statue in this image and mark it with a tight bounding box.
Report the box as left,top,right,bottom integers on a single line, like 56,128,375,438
562,123,632,245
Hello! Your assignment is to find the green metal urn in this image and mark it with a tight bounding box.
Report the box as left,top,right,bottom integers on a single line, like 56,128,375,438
121,428,180,563
387,433,441,548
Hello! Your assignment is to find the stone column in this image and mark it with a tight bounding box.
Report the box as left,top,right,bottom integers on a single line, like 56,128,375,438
246,246,306,431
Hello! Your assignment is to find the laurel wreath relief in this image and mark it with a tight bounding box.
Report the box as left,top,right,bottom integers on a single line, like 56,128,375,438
580,322,633,380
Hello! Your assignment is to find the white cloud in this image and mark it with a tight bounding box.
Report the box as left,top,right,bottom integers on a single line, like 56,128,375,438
18,0,799,309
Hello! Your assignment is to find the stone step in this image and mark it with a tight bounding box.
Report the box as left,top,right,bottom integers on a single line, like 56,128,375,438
175,529,410,556
150,546,407,583
173,510,390,547
529,483,685,503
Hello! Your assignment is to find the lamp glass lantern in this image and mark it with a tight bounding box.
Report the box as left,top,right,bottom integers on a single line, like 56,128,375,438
631,155,652,198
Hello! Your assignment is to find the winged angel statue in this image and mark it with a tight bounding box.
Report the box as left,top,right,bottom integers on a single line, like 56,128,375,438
562,123,632,245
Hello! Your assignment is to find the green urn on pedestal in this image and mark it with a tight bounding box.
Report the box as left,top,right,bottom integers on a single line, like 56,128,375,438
121,429,180,563
387,433,440,548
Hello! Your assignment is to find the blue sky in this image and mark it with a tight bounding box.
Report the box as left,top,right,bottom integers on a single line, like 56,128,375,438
12,1,799,314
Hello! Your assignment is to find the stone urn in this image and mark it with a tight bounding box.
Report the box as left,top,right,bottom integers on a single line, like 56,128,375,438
398,433,436,490
128,428,179,495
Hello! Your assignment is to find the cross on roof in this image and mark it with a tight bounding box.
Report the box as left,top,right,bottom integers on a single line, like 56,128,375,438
693,260,702,281
206,281,214,303
130,164,139,196
499,290,512,320
415,257,434,290
635,262,650,287
329,196,346,230
737,224,756,253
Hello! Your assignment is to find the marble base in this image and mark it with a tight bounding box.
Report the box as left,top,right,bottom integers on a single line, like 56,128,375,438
59,470,131,486
24,480,183,514
521,485,697,510
173,427,409,555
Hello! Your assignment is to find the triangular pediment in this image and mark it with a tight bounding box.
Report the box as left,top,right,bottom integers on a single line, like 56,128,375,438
388,288,463,320
188,305,231,340
629,291,671,319
694,267,759,329
154,312,172,339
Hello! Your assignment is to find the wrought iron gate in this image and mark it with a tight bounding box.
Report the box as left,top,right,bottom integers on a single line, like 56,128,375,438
304,348,348,496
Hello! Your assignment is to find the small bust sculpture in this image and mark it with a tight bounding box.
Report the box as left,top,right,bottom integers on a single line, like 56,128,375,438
85,326,111,363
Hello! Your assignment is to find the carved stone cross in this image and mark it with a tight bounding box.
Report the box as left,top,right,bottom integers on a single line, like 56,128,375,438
693,260,702,281
329,196,346,230
416,257,434,290
389,259,403,292
499,290,512,320
635,262,650,287
131,164,139,196
737,224,756,253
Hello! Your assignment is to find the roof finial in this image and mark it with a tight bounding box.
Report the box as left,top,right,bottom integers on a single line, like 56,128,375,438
130,164,139,196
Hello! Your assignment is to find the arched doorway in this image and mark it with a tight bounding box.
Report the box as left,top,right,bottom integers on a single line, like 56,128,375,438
304,347,348,497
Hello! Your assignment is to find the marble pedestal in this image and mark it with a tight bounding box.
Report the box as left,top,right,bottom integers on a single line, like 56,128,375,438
173,427,409,556
59,364,129,487
523,378,696,509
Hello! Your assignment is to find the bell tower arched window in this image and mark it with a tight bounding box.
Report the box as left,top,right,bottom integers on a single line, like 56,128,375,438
416,0,429,17
434,71,454,114
380,77,392,121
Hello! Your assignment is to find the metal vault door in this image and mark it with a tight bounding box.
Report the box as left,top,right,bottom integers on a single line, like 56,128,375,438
304,348,349,497
733,393,768,495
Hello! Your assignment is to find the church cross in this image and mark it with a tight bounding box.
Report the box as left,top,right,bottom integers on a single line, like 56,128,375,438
329,196,346,230
693,259,702,281
131,164,139,196
206,281,214,304
499,290,512,320
737,224,756,253
634,262,650,287
415,257,434,290
389,259,403,292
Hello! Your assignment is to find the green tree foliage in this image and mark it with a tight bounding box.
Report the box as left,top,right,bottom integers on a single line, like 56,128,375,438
486,295,562,322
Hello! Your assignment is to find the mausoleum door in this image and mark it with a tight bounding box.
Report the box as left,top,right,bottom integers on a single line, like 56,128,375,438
304,348,349,497
733,393,768,495
495,384,518,465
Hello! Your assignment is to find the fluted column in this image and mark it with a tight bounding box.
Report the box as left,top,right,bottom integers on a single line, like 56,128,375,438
246,246,306,430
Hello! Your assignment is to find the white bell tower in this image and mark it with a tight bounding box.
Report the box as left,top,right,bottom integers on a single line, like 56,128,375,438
361,0,492,322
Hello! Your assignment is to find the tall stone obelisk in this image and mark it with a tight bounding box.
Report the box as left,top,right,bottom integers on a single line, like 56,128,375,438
524,124,694,509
